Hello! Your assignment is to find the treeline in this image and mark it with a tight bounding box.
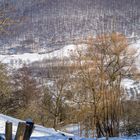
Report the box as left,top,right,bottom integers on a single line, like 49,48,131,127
0,33,140,138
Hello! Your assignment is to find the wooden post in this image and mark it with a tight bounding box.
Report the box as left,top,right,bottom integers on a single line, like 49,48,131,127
5,121,12,140
23,124,31,140
14,122,26,140
23,119,34,140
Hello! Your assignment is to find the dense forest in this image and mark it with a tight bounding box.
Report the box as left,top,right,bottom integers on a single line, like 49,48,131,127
0,0,140,50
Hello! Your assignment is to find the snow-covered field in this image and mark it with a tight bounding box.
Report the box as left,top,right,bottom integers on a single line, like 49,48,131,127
0,45,76,68
0,114,139,140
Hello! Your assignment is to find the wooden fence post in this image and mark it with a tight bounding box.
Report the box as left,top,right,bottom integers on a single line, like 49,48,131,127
23,124,31,140
5,120,34,140
14,122,26,140
5,121,12,140
23,120,34,140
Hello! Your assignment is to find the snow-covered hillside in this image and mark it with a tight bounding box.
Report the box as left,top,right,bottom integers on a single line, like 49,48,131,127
1,40,140,99
0,114,79,140
0,114,139,140
0,38,140,68
0,45,76,68
132,39,140,70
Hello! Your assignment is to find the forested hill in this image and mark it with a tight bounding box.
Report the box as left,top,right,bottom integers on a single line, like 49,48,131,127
1,0,140,49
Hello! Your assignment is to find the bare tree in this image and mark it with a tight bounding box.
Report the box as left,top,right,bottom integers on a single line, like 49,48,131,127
11,65,41,121
0,63,12,113
41,58,72,129
70,32,136,138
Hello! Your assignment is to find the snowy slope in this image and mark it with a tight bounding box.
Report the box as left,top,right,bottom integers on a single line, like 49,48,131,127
0,41,140,98
0,114,139,140
120,39,140,99
0,114,79,140
121,78,140,99
0,44,76,68
131,39,140,70
0,39,140,69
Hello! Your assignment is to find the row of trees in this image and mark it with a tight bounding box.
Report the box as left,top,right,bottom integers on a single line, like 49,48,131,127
0,33,139,138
